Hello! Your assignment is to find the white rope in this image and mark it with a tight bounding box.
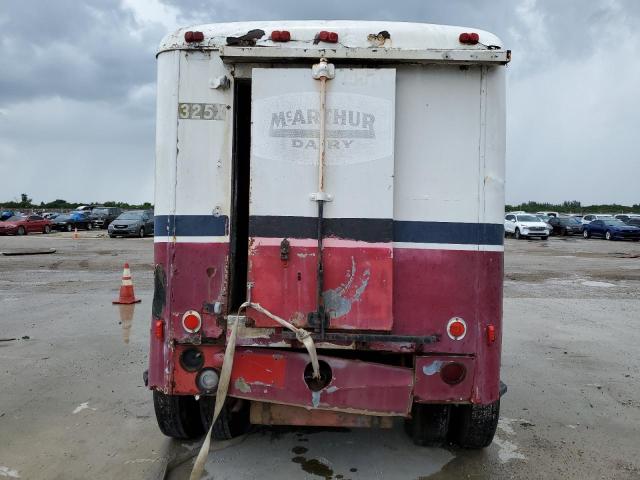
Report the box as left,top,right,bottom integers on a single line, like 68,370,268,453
189,303,320,480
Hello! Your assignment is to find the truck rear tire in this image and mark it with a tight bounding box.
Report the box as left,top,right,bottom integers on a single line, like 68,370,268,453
450,399,500,449
153,390,205,440
405,403,450,447
199,397,251,441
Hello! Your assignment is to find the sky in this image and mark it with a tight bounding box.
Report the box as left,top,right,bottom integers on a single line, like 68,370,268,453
0,0,639,206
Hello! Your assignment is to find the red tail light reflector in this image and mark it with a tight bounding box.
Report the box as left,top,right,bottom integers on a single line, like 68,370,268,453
271,30,291,42
441,362,467,385
182,310,202,333
459,32,479,45
185,31,204,43
447,317,467,340
487,324,496,344
154,320,164,340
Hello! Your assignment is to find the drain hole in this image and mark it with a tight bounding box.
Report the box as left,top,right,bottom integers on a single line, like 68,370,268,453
303,360,332,392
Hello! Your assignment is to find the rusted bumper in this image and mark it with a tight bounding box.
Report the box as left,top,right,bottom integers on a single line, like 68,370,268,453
165,346,492,415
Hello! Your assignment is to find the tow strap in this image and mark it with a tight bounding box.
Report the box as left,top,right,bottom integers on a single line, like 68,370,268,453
189,303,320,480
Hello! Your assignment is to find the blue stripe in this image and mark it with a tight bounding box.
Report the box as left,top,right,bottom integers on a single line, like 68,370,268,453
154,215,228,236
156,214,502,245
393,221,504,245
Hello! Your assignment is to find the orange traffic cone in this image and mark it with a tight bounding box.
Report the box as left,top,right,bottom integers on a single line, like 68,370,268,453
73,227,79,239
113,263,141,304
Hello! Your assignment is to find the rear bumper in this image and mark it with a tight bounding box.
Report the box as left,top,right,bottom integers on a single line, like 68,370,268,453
159,347,501,415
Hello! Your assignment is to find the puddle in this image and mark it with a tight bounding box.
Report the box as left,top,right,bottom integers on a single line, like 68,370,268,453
117,304,136,344
581,281,615,288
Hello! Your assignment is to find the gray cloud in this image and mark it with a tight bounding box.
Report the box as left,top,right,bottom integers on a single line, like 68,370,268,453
0,0,638,205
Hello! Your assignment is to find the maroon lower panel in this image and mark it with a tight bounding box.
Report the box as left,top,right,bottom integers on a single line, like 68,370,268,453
228,349,414,415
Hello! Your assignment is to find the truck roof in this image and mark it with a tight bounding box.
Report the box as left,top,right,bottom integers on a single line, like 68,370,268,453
158,21,506,62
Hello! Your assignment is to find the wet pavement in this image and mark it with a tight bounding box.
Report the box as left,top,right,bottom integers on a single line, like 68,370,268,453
1,232,639,479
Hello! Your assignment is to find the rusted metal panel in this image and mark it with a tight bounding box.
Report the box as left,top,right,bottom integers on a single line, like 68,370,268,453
229,349,413,415
250,401,395,427
413,355,476,403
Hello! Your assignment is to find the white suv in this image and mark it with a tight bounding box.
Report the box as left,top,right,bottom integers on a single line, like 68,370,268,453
504,213,550,240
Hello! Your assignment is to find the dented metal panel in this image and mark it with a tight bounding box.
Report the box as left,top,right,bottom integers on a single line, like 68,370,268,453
229,349,414,415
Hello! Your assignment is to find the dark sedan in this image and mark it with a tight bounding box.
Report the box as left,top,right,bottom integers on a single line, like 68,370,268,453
51,213,94,232
583,219,640,241
548,216,583,236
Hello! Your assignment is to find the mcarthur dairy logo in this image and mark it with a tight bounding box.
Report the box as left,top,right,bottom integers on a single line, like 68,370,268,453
270,108,376,140
253,92,393,165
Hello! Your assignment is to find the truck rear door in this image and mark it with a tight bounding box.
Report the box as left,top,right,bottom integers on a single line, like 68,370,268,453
246,66,396,331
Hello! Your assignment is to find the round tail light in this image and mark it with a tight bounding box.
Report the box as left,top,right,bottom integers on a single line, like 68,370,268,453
182,310,202,333
440,362,467,385
447,317,467,340
180,348,204,372
196,368,220,393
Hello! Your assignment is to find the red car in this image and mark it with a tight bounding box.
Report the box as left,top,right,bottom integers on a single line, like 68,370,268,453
0,215,52,235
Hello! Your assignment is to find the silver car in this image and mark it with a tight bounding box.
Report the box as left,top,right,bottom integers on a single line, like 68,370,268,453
108,210,154,238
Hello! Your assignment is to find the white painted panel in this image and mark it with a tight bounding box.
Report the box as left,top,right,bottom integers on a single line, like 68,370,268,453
154,51,179,216
394,65,482,223
174,51,232,216
251,68,395,220
482,66,506,225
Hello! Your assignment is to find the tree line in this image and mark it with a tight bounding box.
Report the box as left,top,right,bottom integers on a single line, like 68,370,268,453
505,200,640,214
1,194,153,211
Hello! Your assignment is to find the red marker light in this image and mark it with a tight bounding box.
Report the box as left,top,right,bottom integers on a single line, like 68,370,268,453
316,31,338,43
459,32,479,45
271,30,291,42
487,324,496,344
184,31,204,43
154,320,164,340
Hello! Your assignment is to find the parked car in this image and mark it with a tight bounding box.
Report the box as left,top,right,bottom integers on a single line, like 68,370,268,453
0,215,52,235
504,213,550,239
581,214,613,225
42,212,61,219
1,210,16,221
536,211,559,218
548,216,583,236
615,214,640,223
51,212,94,232
583,219,640,241
108,210,154,238
90,207,122,229
627,218,640,228
535,214,554,231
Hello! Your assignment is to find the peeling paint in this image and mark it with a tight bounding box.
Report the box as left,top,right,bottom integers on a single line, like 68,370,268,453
311,390,321,408
234,377,252,393
422,360,444,376
325,386,338,394
323,257,371,318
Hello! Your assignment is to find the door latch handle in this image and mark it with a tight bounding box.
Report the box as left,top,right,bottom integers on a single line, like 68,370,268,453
280,238,290,262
